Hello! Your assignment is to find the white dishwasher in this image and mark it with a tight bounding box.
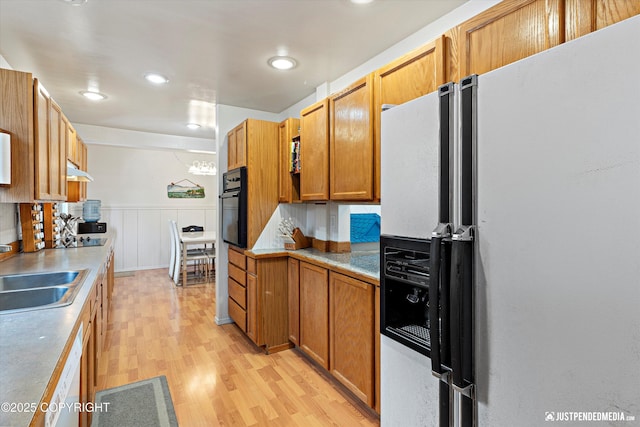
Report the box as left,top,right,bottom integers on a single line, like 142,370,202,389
46,324,82,427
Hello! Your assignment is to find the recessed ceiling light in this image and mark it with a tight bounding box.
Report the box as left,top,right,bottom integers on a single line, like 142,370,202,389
350,0,374,4
268,56,297,71
144,73,169,84
79,90,107,101
60,0,88,5
186,123,201,130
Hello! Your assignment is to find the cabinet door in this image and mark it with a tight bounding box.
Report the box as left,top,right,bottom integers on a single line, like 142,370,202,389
329,272,375,407
34,79,52,200
246,273,259,344
79,140,88,200
278,118,300,203
330,74,374,201
65,114,78,165
227,128,237,169
457,0,563,78
49,100,66,200
300,99,329,201
373,37,445,201
565,0,640,41
299,262,329,368
234,123,246,168
287,258,300,345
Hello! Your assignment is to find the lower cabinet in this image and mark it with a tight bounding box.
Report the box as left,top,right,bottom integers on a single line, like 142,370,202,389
228,249,290,353
291,259,379,411
299,261,330,369
329,271,375,407
287,258,300,345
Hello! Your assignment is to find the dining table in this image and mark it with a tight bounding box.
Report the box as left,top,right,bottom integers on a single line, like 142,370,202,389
179,230,216,285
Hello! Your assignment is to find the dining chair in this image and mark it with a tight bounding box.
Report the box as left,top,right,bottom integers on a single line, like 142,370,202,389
170,220,209,285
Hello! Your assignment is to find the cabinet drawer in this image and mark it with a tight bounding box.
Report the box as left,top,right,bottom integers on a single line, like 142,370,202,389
228,248,246,269
228,263,246,286
228,297,247,332
246,257,257,275
229,277,247,309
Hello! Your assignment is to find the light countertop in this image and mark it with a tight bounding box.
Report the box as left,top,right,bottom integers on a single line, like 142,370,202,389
0,236,114,427
248,247,380,282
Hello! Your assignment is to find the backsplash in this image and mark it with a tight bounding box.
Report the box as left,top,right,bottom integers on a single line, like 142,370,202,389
0,203,18,245
252,202,381,251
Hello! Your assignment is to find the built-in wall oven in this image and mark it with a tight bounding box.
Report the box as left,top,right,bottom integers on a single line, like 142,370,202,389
380,235,434,357
220,166,247,248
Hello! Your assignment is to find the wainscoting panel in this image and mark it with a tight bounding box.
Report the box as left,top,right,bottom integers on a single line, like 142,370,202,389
72,206,216,273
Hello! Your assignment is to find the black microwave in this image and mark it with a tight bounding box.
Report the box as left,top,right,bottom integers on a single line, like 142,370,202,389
220,167,247,248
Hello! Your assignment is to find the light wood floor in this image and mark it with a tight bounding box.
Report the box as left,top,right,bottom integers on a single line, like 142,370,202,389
96,269,380,426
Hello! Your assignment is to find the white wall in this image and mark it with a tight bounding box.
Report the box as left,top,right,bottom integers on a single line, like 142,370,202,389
72,143,217,272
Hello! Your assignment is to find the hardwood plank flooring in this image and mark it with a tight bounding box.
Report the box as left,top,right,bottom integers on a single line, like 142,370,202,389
97,269,380,426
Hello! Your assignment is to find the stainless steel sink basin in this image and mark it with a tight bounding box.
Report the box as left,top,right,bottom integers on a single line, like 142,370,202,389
0,270,88,314
0,286,70,312
0,271,81,291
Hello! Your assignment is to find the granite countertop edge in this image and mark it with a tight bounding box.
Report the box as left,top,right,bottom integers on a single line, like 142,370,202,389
246,247,380,282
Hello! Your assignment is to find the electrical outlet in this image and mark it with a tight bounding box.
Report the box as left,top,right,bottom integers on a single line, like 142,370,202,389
330,215,336,230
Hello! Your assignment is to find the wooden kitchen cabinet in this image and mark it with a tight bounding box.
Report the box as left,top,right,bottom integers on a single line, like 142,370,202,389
79,289,95,427
278,117,300,203
68,137,88,203
0,68,84,203
247,255,289,352
34,79,67,201
64,113,77,165
457,0,564,78
329,271,375,407
564,0,640,40
287,258,300,345
228,247,247,332
227,121,246,170
373,37,446,201
329,74,375,201
299,261,330,369
229,249,289,353
226,118,279,248
299,99,329,201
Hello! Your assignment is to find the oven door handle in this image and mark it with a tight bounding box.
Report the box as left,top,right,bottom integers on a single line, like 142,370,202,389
220,192,240,199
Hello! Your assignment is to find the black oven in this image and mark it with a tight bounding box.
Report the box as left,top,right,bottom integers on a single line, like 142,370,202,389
220,166,247,248
380,235,434,357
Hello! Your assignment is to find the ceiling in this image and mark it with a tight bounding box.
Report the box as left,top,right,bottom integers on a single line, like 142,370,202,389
0,0,467,141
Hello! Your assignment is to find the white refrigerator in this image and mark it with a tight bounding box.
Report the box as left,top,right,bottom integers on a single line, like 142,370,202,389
380,14,640,427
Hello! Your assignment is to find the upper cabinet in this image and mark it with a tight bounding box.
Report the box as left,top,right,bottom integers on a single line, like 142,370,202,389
330,74,374,201
456,0,640,79
233,118,279,249
34,79,67,201
564,0,640,41
67,136,88,203
457,0,563,78
373,38,446,201
227,121,247,170
0,69,73,203
278,117,300,203
300,99,330,201
0,69,89,203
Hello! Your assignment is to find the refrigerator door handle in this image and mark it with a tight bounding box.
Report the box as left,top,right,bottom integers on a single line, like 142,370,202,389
429,223,452,381
450,225,474,392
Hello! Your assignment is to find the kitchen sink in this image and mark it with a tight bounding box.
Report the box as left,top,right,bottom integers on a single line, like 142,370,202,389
0,271,82,292
0,270,88,314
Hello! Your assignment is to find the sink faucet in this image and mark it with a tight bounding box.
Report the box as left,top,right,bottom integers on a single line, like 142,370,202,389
0,244,12,253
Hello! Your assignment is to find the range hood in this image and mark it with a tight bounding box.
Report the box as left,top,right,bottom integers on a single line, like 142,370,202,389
67,161,94,182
